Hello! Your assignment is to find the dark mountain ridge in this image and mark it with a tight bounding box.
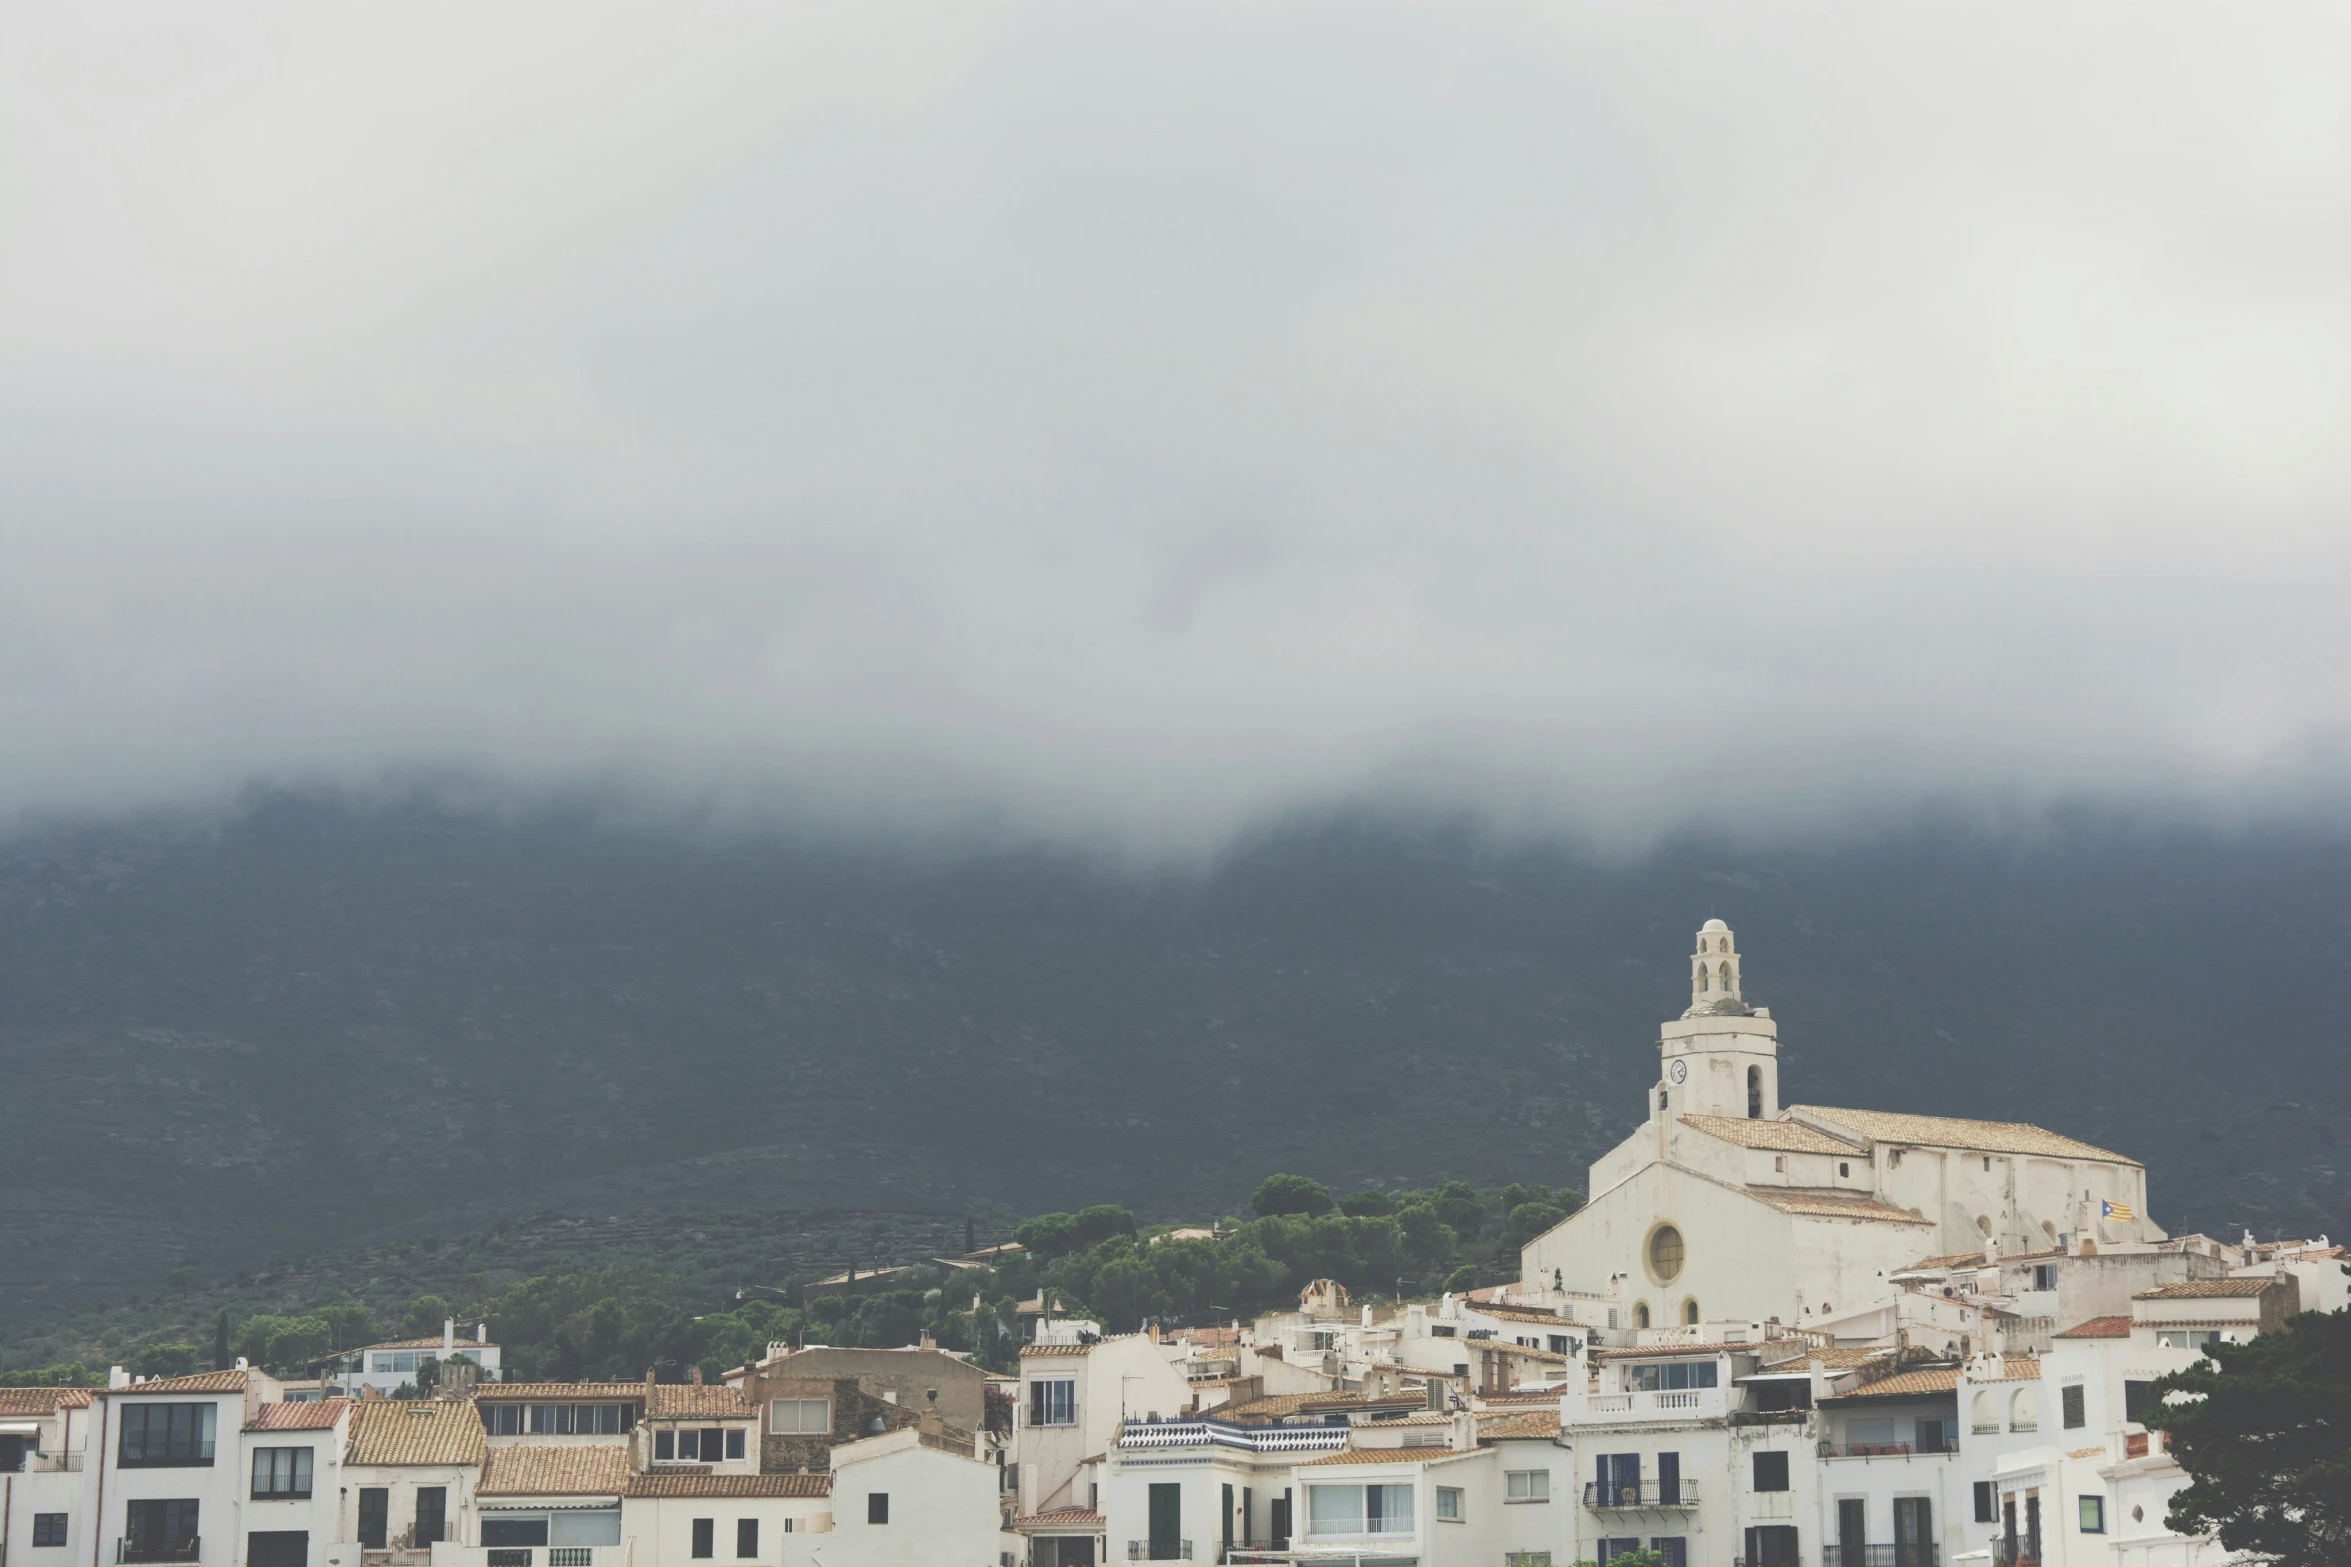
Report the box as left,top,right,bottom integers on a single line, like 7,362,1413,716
4,797,2345,1328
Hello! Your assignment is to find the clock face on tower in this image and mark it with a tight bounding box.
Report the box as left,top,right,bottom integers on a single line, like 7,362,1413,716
1668,1058,1688,1085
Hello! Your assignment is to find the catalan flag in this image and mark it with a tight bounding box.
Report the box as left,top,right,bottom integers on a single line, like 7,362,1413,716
2102,1198,2134,1222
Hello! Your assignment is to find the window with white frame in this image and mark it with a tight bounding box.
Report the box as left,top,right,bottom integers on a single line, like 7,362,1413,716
1306,1483,1413,1536
1435,1487,1463,1522
1506,1470,1550,1502
1029,1380,1076,1427
770,1400,830,1435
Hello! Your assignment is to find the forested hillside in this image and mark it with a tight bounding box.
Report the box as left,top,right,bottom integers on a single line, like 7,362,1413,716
4,797,2347,1338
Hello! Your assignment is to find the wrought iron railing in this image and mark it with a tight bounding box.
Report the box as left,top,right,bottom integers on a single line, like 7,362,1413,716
1582,1480,1701,1508
117,1538,200,1563
1822,1546,1938,1567
1992,1541,2041,1567
1127,1541,1191,1561
487,1550,533,1567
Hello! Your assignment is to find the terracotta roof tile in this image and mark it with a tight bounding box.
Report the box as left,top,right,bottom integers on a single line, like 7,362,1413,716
247,1399,350,1431
103,1370,248,1396
1019,1344,1095,1359
480,1444,633,1496
646,1384,754,1419
1789,1106,2132,1163
2134,1280,2276,1300
1754,1344,1887,1370
0,1388,94,1415
1012,1508,1103,1531
1468,1304,1584,1327
1744,1189,1935,1225
1977,1357,2041,1382
1478,1410,1561,1439
1823,1368,1960,1400
1681,1115,1864,1154
474,1382,650,1401
2056,1316,2133,1339
1297,1446,1458,1467
353,1336,498,1353
1469,1340,1572,1364
346,1400,488,1466
1897,1252,1996,1274
624,1473,830,1498
1213,1392,1372,1422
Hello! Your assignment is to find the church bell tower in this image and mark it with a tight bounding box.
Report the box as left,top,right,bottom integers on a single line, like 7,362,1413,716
1657,919,1780,1121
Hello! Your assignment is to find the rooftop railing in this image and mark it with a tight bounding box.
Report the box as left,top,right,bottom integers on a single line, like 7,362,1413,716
1823,1546,1939,1567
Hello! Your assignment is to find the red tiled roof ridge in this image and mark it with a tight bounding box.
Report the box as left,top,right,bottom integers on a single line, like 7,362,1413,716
2055,1316,2132,1339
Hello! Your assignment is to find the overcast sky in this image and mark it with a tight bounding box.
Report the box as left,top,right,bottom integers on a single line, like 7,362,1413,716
5,2,2350,850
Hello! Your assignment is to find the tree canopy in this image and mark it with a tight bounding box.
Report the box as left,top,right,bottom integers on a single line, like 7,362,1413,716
2145,1306,2351,1567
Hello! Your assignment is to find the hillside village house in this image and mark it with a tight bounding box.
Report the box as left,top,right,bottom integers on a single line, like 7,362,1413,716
343,1328,500,1399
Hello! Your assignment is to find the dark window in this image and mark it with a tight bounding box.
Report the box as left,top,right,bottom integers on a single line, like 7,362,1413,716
480,1520,547,1548
867,1493,889,1526
678,1429,699,1461
1029,1380,1075,1426
1747,1065,1763,1119
125,1499,200,1563
2033,1265,2059,1291
1742,1524,1800,1567
1752,1450,1790,1492
1595,1542,1641,1564
483,1404,521,1436
2124,1380,2154,1424
118,1404,217,1467
358,1490,389,1549
701,1429,723,1460
735,1519,757,1558
1915,1417,1953,1453
416,1488,447,1546
1650,1538,1688,1567
691,1519,714,1559
725,1429,745,1461
1657,1451,1681,1506
1975,1481,1997,1523
656,1430,676,1460
251,1447,314,1499
247,1531,308,1567
2062,1384,2087,1430
33,1514,67,1547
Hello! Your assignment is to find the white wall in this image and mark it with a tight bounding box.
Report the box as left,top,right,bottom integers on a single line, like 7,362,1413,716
818,1434,998,1567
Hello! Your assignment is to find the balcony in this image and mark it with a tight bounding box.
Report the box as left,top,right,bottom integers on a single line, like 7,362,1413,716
1127,1541,1191,1561
1823,1548,1938,1567
1571,1387,1729,1423
1821,1442,1954,1460
1991,1543,2041,1567
1583,1480,1701,1509
429,1547,614,1567
117,1539,200,1564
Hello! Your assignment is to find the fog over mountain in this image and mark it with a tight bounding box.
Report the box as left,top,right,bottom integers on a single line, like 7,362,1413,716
4,7,2350,1327
5,4,2351,850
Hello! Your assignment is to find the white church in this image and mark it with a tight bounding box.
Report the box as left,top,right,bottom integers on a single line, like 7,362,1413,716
1519,920,2163,1333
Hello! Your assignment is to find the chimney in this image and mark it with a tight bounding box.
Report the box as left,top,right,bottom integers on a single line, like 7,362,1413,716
444,1318,455,1356
690,1365,703,1386
1147,1322,1160,1345
1449,1408,1478,1452
919,1331,936,1352
477,1322,488,1344
109,1366,129,1389
646,1368,658,1391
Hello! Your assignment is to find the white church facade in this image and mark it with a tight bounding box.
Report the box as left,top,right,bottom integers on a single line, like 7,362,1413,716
1520,920,2164,1335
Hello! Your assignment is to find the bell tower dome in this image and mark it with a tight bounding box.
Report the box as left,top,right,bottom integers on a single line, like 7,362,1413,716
1657,919,1780,1121
1689,918,1746,1015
